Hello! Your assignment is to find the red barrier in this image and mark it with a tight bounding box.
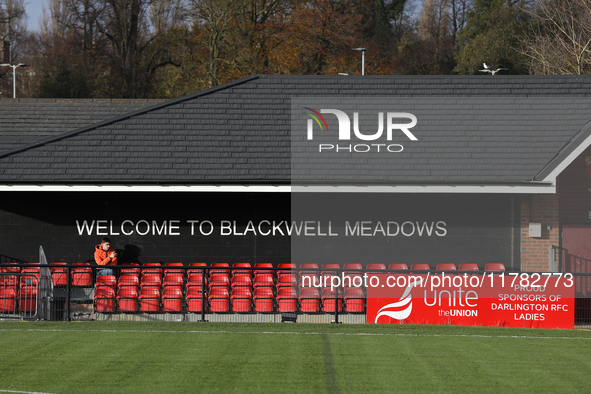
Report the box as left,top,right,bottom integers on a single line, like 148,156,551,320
367,273,574,329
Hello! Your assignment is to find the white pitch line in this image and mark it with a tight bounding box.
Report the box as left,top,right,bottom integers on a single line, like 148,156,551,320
0,328,590,341
0,390,54,394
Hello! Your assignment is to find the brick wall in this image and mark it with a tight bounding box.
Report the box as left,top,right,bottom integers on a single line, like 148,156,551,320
520,194,559,272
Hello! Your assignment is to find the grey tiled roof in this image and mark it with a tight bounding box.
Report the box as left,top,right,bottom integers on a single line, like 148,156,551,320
0,98,165,153
0,75,590,184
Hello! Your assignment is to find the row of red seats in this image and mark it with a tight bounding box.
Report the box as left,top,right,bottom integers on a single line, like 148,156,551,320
93,280,365,313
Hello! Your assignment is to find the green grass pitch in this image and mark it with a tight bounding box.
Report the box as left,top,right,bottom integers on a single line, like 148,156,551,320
0,321,590,393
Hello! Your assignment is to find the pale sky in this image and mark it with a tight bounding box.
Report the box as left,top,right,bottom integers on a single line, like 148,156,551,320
24,0,47,32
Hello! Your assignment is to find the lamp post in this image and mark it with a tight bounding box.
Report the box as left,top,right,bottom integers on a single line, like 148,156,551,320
0,63,29,98
352,48,366,75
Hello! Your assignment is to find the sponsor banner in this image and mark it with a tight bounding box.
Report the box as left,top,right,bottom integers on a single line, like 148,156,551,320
366,273,574,329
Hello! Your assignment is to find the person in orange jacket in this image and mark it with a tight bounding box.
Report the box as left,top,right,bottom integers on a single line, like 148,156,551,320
94,237,118,276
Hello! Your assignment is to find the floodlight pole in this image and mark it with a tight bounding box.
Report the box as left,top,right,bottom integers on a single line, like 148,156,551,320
352,48,366,75
0,63,30,98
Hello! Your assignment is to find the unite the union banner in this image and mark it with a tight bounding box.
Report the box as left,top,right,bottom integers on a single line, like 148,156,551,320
366,273,575,329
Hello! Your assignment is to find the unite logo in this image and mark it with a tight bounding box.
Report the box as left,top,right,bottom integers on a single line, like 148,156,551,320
303,107,418,153
374,278,423,323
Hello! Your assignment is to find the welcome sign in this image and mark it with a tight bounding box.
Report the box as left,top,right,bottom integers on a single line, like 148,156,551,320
366,273,575,329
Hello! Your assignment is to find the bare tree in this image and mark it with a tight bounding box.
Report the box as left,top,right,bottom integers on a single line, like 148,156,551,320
189,0,245,87
519,0,591,74
0,0,27,63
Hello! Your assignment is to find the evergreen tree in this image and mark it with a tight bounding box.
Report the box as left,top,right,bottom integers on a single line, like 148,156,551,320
454,0,529,74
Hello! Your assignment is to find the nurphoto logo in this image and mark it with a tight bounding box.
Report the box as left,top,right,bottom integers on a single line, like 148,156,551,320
303,107,418,153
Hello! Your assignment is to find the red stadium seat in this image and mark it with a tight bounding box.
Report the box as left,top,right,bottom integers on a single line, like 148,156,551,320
343,287,365,313
319,264,341,290
254,263,273,276
277,272,297,288
116,286,138,312
94,287,116,313
210,263,230,277
232,263,252,277
277,263,295,278
120,262,140,275
366,264,386,270
253,287,274,312
253,274,274,288
458,263,479,271
50,262,68,287
342,263,363,287
299,287,320,312
321,288,342,312
230,287,252,312
163,273,184,287
142,262,163,275
72,262,93,287
140,263,163,288
231,273,252,288
484,263,506,272
139,286,161,312
410,264,430,271
163,263,185,287
162,286,183,312
0,273,18,290
0,286,16,312
141,273,162,288
187,263,208,289
436,263,457,271
388,264,409,270
95,275,116,290
276,287,297,312
298,264,319,287
208,287,230,312
118,273,140,288
0,263,20,291
0,262,20,273
186,287,205,313
18,285,37,313
209,273,230,289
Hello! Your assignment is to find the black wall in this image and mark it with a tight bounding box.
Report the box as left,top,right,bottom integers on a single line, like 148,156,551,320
0,192,291,265
0,191,520,270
